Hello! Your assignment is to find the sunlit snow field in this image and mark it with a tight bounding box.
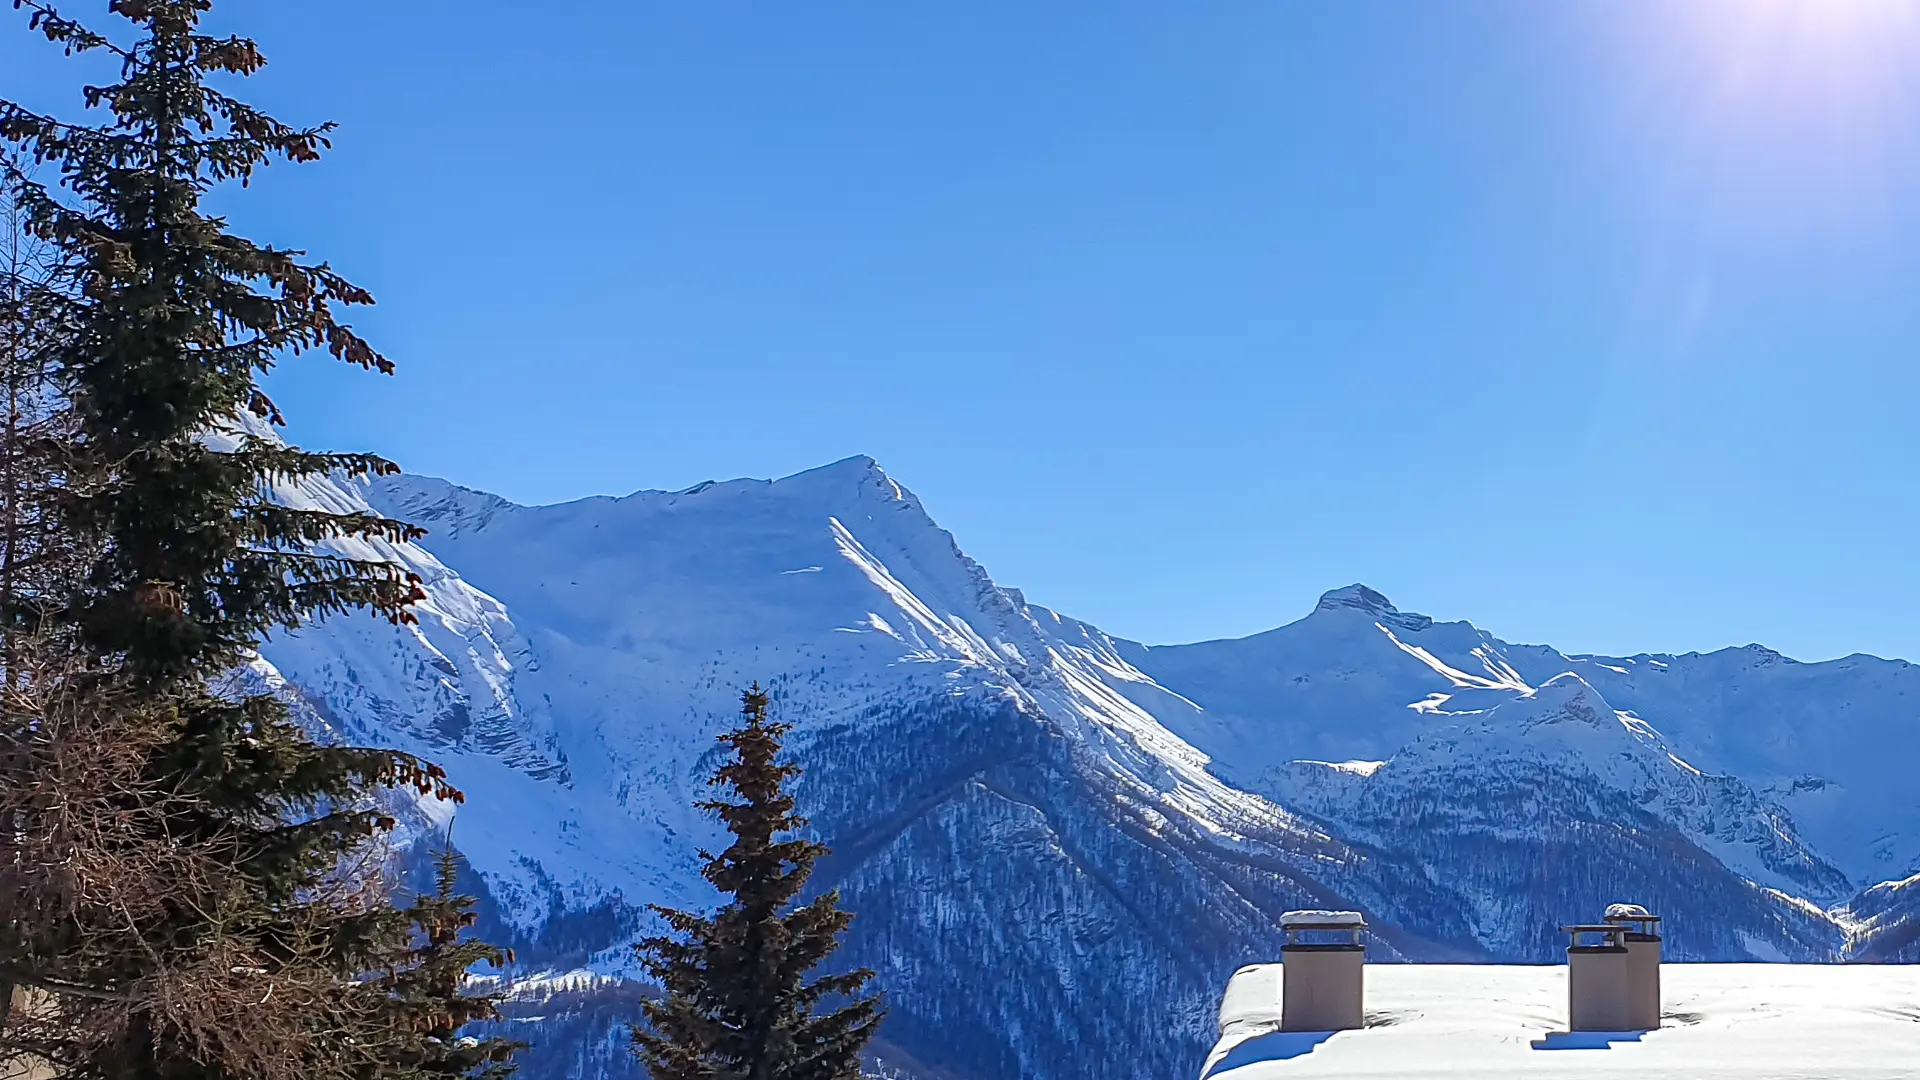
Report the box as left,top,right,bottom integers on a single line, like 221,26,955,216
1205,964,1920,1079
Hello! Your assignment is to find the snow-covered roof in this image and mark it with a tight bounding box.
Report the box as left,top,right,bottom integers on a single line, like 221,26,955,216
1205,963,1920,1079
1279,910,1367,928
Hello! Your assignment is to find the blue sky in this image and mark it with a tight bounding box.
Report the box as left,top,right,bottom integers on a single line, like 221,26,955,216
10,1,1920,658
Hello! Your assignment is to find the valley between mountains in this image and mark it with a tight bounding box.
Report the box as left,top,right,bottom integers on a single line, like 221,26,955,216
253,451,1920,1080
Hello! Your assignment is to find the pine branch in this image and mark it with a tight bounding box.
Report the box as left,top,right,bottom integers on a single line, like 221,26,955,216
10,1,132,60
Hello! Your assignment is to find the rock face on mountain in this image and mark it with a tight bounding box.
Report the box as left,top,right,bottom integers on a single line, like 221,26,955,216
252,456,1919,1080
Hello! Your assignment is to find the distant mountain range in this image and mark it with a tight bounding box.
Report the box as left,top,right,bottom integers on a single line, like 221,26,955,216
251,446,1920,1080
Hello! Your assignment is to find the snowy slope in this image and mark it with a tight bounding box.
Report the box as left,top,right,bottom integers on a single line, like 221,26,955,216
1498,644,1920,887
1119,589,1854,908
1121,583,1920,893
342,457,1358,918
1117,585,1532,792
246,453,1920,1080
1267,674,1846,959
262,457,1483,1080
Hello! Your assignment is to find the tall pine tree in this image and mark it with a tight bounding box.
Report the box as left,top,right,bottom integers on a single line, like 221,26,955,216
374,842,522,1080
0,3,469,1078
634,686,882,1080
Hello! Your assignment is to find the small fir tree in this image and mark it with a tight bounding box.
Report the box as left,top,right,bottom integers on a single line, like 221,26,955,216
376,843,522,1080
634,686,883,1080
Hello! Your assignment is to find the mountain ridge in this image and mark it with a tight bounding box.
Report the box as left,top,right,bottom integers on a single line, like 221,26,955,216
247,451,1918,1080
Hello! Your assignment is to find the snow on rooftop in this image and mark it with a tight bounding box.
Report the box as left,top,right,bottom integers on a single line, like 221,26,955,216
1603,904,1653,920
1279,910,1367,928
1205,964,1920,1079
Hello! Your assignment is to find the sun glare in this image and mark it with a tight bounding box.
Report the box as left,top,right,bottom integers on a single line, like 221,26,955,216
1687,0,1920,94
1630,0,1920,248
1587,0,1920,360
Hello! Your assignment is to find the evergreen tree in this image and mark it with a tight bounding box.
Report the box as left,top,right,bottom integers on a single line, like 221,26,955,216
0,3,472,1078
634,686,883,1080
375,842,522,1080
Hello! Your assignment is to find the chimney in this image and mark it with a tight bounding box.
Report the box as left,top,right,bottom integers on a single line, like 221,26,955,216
1279,910,1366,1032
1562,923,1636,1032
1603,904,1662,1030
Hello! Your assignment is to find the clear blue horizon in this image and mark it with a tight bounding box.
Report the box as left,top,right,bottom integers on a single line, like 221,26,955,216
9,1,1920,659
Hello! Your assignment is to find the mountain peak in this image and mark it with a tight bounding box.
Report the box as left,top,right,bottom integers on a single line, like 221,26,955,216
1316,584,1397,615
631,456,909,514
368,474,521,539
766,455,929,520
762,454,895,494
1308,584,1436,632
1523,672,1609,724
775,454,883,485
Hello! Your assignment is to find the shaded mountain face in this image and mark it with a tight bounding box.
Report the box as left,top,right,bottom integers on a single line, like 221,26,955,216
1844,873,1920,961
254,457,1917,1080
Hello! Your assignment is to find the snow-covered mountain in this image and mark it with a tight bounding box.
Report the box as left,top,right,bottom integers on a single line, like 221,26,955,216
251,456,1920,1080
1844,872,1920,961
1119,584,1920,894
